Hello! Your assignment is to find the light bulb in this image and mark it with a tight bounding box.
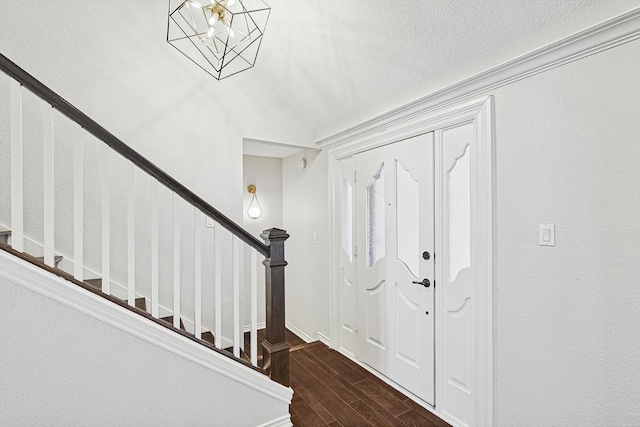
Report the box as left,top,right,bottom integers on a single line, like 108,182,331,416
247,194,262,219
247,185,263,220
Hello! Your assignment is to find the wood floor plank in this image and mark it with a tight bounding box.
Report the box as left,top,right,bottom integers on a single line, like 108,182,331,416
290,398,328,427
349,399,398,427
345,378,412,416
290,356,372,427
397,408,441,427
293,351,360,404
401,399,452,427
334,375,411,425
295,384,337,424
304,346,366,383
288,337,451,427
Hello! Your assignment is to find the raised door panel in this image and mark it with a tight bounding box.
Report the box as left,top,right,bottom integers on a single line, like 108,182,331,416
439,123,475,426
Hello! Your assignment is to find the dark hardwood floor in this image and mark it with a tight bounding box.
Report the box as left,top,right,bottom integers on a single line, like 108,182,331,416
288,337,451,427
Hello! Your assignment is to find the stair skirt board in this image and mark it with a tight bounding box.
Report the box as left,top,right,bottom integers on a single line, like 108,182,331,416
0,229,247,348
0,250,293,405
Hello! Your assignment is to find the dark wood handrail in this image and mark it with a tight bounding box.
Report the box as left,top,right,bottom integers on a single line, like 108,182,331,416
0,53,269,257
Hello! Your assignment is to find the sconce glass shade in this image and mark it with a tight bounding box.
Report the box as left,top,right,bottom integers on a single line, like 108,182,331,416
167,0,271,80
247,185,263,219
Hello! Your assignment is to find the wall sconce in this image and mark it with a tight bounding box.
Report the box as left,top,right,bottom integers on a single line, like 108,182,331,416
247,184,263,219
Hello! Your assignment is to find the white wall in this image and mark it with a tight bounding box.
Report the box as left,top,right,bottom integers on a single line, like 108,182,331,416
0,275,288,427
492,39,640,426
0,0,273,343
242,155,283,328
282,149,330,342
281,35,640,427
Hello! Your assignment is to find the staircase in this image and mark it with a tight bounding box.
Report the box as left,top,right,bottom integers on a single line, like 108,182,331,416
0,53,293,425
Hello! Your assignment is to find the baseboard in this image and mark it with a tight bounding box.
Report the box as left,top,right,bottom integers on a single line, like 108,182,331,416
0,249,293,405
255,414,292,427
284,321,314,343
317,332,330,346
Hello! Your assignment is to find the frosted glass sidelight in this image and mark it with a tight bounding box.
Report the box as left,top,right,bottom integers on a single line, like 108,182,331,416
448,144,471,282
366,164,385,268
396,161,419,277
341,173,353,262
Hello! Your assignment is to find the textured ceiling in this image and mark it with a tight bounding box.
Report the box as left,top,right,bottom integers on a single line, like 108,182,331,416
255,0,639,144
1,0,638,153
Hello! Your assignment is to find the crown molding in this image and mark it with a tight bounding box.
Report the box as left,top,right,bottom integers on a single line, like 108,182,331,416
315,7,640,149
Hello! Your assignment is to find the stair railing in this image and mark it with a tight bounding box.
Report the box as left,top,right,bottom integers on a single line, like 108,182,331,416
0,53,290,387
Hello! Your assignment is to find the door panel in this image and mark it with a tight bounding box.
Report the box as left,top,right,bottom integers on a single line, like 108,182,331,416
337,157,357,356
355,133,435,405
439,123,475,425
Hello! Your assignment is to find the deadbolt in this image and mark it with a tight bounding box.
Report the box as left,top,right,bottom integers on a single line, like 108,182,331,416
422,251,431,260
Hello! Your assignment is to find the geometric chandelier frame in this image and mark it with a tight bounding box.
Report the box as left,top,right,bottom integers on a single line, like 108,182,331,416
167,0,271,80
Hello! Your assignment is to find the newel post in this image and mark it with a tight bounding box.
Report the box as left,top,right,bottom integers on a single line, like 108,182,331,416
261,228,290,387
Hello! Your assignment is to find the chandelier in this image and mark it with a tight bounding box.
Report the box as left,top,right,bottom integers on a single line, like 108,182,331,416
167,0,271,80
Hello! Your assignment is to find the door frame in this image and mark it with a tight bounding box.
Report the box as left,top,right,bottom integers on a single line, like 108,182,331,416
328,95,494,427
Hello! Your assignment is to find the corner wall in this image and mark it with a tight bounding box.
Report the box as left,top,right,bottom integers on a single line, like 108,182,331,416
242,155,284,328
492,39,640,426
0,273,289,427
282,150,330,342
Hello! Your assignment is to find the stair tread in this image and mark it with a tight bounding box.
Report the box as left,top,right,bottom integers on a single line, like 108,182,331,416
84,278,102,289
161,316,186,331
0,229,10,236
123,297,147,311
35,255,63,264
201,331,215,345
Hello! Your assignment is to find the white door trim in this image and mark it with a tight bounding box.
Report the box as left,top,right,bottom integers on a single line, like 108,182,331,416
328,95,494,427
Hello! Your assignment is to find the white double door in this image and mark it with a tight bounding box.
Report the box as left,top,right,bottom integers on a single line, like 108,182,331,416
353,133,435,405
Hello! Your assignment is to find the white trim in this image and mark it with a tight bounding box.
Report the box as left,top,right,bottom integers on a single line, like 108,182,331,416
316,7,640,148
244,322,266,333
284,321,314,343
0,250,293,405
9,78,24,253
327,96,494,427
255,414,292,427
317,332,330,347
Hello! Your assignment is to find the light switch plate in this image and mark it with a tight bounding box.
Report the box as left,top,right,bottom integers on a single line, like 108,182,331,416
206,217,215,228
539,224,555,246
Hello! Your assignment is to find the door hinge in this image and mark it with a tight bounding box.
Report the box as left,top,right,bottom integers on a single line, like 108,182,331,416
354,245,357,258
353,171,357,183
354,320,358,334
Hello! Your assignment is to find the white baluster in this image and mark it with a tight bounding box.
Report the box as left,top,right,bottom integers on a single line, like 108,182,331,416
42,103,54,267
251,248,258,366
151,178,159,318
101,145,110,294
73,125,83,281
10,79,23,252
127,161,135,306
233,236,240,358
194,208,202,339
173,193,181,329
214,223,222,349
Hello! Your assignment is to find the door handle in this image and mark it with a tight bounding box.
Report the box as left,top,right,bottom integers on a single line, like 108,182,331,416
412,278,431,288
